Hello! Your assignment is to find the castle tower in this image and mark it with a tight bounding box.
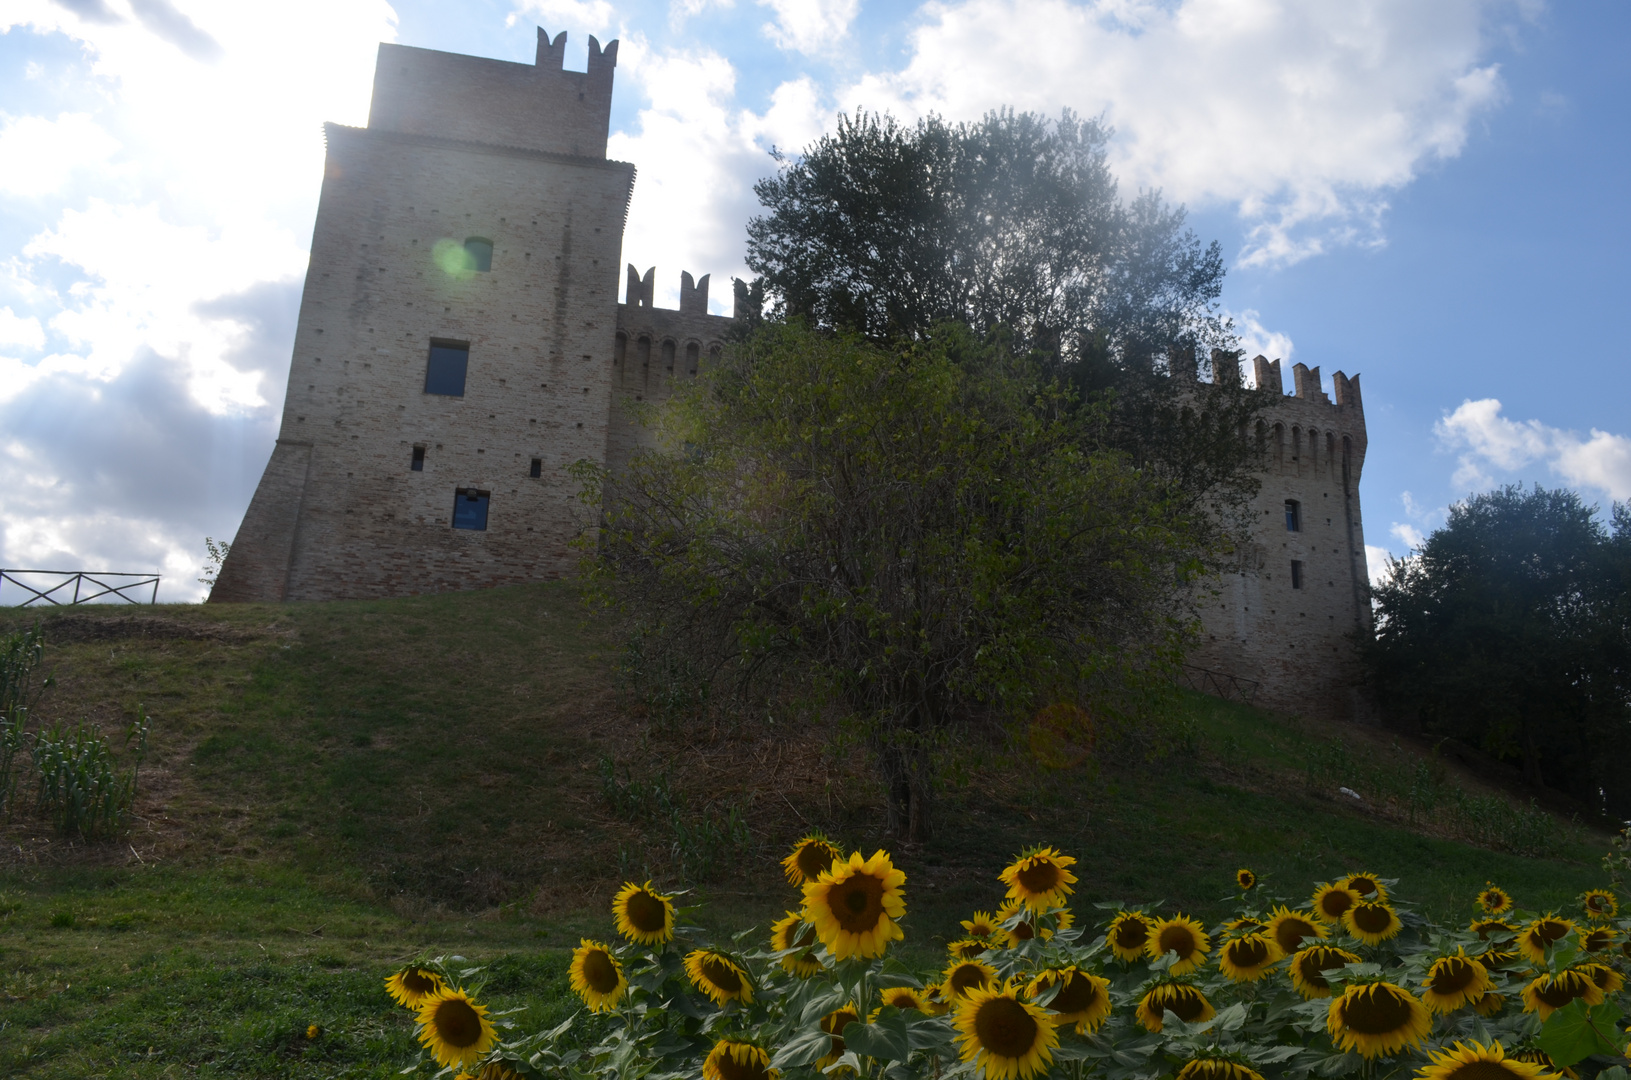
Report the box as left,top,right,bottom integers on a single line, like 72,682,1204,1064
212,31,638,601
1188,351,1372,721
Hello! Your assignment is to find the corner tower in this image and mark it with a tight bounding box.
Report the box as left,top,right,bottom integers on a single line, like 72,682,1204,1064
213,31,633,601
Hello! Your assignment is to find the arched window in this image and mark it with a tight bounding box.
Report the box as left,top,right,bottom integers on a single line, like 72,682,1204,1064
685,341,700,375
463,238,493,272
661,339,676,371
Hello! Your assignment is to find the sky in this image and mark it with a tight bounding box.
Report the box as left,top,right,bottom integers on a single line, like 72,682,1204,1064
1,0,1628,603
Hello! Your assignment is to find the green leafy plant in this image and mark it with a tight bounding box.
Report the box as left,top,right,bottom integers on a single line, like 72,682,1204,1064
30,707,150,839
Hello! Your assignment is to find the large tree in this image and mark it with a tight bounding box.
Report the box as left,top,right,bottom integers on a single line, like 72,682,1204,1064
744,109,1264,556
580,323,1210,840
1362,485,1631,816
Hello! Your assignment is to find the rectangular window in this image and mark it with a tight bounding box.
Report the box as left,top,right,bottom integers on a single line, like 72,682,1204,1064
529,458,542,478
452,488,489,530
425,341,469,397
1284,499,1301,532
411,446,425,471
1290,560,1304,589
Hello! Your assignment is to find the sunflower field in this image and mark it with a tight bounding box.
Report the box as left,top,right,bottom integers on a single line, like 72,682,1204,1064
384,833,1631,1080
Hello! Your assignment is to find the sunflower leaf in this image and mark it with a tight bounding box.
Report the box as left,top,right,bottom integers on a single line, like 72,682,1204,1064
841,1011,912,1062
1535,998,1624,1068
769,1027,836,1070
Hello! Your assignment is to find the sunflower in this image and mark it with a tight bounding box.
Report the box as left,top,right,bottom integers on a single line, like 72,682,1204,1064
1478,949,1520,971
1025,967,1112,1033
782,834,844,887
817,1003,861,1070
1418,1041,1562,1080
1420,952,1490,1014
1470,918,1517,940
923,983,952,1015
1521,969,1604,1020
953,984,1059,1080
1581,926,1618,953
1267,907,1328,954
998,898,1074,946
1288,945,1362,999
999,847,1078,913
1178,1059,1267,1080
1576,962,1625,993
1218,933,1284,982
1325,981,1431,1058
801,849,907,960
950,938,993,960
1471,992,1506,1017
1146,915,1211,974
1312,884,1364,925
461,1064,524,1080
1582,889,1618,922
1107,911,1156,962
1343,901,1403,946
875,986,928,1014
385,965,447,1010
569,939,627,1012
1236,869,1257,891
943,958,999,1001
612,881,676,947
703,1039,777,1080
1517,916,1576,965
684,949,753,1006
1225,916,1267,934
415,987,498,1070
1477,884,1514,916
962,911,1002,940
770,912,824,978
1339,873,1388,902
1136,981,1215,1032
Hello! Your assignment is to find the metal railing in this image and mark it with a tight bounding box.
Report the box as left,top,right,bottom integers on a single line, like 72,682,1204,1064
0,569,161,607
1182,664,1261,705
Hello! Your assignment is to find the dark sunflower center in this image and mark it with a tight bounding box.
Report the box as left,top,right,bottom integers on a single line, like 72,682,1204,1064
1320,892,1355,918
1429,960,1475,995
885,990,919,1009
1473,921,1512,940
795,924,817,949
1348,877,1380,897
797,844,836,882
1017,862,1061,893
1584,931,1613,951
1161,987,1208,1022
1114,919,1149,949
1536,921,1569,945
1443,1063,1521,1080
714,1048,769,1080
960,941,990,956
402,969,438,994
1342,986,1413,1034
1296,956,1332,990
1011,919,1036,941
830,872,885,932
1157,926,1197,958
1229,938,1270,967
1482,892,1503,908
701,957,742,994
974,997,1039,1058
582,950,620,994
433,998,484,1048
950,965,990,996
1275,919,1316,953
1534,975,1588,1008
1352,905,1393,933
1050,973,1099,1013
822,1008,858,1054
625,891,667,933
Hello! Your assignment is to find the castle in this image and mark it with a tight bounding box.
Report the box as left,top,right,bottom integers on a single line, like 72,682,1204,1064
210,31,1372,721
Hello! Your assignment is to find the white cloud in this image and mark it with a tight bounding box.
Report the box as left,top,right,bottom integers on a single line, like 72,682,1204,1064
1436,398,1631,500
758,0,859,52
841,0,1516,267
1364,543,1394,586
0,113,123,198
669,0,734,29
507,0,617,36
1390,522,1426,549
0,307,46,350
1229,307,1294,387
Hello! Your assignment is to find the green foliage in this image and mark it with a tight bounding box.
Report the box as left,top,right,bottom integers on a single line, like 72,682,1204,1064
30,708,149,838
1537,998,1624,1068
1361,485,1631,817
583,323,1210,839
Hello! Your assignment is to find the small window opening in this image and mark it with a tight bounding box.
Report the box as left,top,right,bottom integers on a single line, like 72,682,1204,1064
661,339,676,371
425,341,469,396
529,458,542,478
1284,499,1301,532
1290,560,1304,590
452,488,490,531
464,238,493,272
411,446,425,471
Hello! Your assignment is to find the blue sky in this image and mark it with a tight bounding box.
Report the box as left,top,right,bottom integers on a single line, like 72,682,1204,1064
1,0,1627,601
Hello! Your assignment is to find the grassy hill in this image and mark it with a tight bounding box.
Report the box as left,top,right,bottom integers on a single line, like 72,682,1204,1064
0,583,1613,1078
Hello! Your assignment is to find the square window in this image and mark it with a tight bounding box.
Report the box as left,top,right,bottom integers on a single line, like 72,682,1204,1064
425,341,469,396
411,446,425,471
464,238,493,272
452,488,489,530
1290,560,1304,589
529,458,542,478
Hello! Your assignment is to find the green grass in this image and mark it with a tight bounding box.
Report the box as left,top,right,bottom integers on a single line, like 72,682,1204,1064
0,583,1614,1076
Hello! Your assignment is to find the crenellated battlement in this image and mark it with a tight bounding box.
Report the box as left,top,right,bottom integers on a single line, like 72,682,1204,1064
625,266,738,317
367,29,619,159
